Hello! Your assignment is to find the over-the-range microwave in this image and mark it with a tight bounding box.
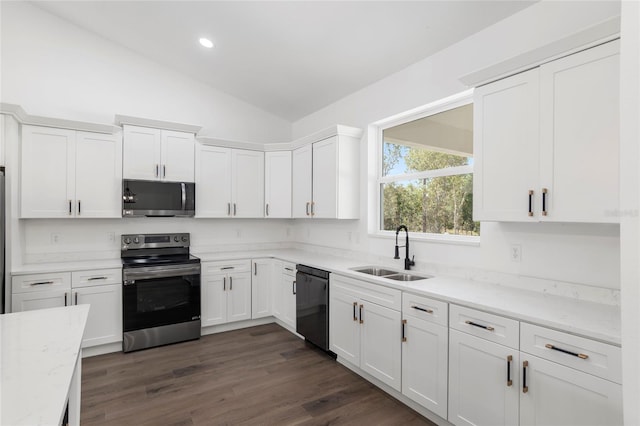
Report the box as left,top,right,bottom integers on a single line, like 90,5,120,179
122,179,195,217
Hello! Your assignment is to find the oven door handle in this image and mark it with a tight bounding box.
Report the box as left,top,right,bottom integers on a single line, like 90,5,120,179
123,264,201,281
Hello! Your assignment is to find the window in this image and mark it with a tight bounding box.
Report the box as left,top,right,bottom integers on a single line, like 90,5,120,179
379,102,480,237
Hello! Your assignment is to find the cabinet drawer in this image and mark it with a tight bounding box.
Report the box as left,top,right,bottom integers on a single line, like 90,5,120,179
12,272,71,293
203,259,251,274
282,261,296,276
520,322,622,384
72,268,122,288
450,304,519,349
332,274,401,311
402,292,448,327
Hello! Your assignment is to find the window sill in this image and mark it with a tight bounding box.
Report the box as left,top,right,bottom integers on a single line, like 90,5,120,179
369,231,480,247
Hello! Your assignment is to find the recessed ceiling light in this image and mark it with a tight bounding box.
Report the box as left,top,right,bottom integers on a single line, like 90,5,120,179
199,38,214,49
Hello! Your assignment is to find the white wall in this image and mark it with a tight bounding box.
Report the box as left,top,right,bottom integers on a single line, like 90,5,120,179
291,0,622,293
0,1,291,143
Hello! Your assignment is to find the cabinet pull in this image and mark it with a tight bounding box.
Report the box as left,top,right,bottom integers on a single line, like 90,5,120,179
359,304,364,324
465,320,495,331
68,200,72,215
75,292,78,305
155,164,159,178
254,263,257,275
221,266,235,270
163,164,166,178
311,202,315,216
401,319,407,342
522,360,529,393
266,204,269,217
542,188,548,216
545,343,589,360
507,355,513,386
284,267,294,272
88,276,107,281
352,302,358,321
411,305,433,314
227,203,231,216
306,202,310,216
64,293,68,306
78,200,81,215
528,190,534,217
292,280,296,295
223,277,226,291
234,203,237,216
229,276,233,290
30,281,54,286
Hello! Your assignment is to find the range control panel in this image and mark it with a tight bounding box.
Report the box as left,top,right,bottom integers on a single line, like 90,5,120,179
121,233,190,250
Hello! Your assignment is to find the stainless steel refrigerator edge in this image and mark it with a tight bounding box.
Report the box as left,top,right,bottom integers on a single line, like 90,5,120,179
295,264,330,351
1,166,5,314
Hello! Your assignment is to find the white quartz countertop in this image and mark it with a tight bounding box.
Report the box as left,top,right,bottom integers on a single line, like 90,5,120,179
11,259,122,275
194,248,621,345
1,305,89,426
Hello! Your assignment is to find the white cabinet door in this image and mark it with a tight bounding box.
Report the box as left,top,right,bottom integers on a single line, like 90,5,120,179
449,329,520,426
292,145,312,218
74,284,122,348
329,282,360,366
231,149,264,218
312,136,338,219
271,261,284,319
539,40,620,223
21,126,76,218
251,259,272,319
195,144,232,218
123,125,162,180
12,290,69,312
264,151,292,218
75,132,122,218
201,274,226,327
402,316,449,419
281,273,297,329
161,130,195,182
227,273,252,323
360,301,402,391
519,354,623,426
473,68,540,222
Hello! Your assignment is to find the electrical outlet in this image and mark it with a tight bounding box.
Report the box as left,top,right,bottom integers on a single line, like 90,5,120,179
107,232,116,243
51,233,60,244
511,244,522,263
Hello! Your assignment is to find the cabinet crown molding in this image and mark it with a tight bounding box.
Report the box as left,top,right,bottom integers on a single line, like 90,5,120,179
1,103,120,134
116,114,202,134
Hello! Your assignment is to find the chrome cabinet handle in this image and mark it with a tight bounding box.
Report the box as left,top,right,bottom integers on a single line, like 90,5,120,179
77,200,81,215
542,188,548,216
223,277,226,291
507,355,513,386
522,360,529,393
545,343,589,359
306,202,310,216
221,266,234,270
528,190,534,217
266,204,269,217
359,304,364,324
412,305,433,314
233,203,237,216
68,200,72,215
227,203,231,216
155,164,159,178
88,276,107,281
30,281,54,286
75,292,78,305
254,263,257,275
401,319,407,342
465,320,495,331
229,276,233,290
353,302,358,321
64,293,68,306
284,267,293,272
163,164,166,178
292,280,296,295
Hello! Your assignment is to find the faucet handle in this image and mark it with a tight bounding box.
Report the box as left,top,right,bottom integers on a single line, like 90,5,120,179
410,255,415,266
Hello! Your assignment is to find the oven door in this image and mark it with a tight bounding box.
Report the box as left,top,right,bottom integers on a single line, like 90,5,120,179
122,263,201,332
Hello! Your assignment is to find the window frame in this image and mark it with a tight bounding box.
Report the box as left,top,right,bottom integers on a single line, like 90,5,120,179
371,89,480,245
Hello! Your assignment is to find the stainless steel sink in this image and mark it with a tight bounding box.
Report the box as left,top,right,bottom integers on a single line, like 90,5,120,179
352,267,398,276
384,273,430,282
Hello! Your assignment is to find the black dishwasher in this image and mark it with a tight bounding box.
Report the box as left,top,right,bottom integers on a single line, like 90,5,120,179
296,264,330,351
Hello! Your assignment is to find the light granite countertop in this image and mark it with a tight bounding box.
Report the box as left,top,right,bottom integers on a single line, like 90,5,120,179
0,305,89,426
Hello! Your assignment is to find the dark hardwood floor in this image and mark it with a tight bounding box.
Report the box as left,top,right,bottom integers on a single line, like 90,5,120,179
81,323,436,425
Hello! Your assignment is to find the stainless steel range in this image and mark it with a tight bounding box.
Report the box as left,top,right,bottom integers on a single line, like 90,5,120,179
121,233,201,352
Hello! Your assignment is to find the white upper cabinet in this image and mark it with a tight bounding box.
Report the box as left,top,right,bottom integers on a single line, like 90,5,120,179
291,127,361,219
264,151,292,218
473,40,620,223
195,144,264,218
123,125,195,182
21,125,122,218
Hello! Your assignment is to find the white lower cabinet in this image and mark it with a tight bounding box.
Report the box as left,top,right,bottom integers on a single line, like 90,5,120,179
329,275,402,391
251,258,274,319
274,262,296,329
11,268,123,348
401,293,449,419
201,260,252,327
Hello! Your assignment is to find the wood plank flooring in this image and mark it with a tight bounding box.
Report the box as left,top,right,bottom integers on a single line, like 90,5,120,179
81,323,436,425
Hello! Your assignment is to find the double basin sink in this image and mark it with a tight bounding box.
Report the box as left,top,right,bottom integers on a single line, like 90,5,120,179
351,266,431,282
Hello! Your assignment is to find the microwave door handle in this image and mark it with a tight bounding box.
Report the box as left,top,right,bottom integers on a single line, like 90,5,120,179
181,183,186,211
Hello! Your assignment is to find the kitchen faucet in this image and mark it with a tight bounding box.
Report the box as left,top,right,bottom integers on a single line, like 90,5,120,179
394,225,415,270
